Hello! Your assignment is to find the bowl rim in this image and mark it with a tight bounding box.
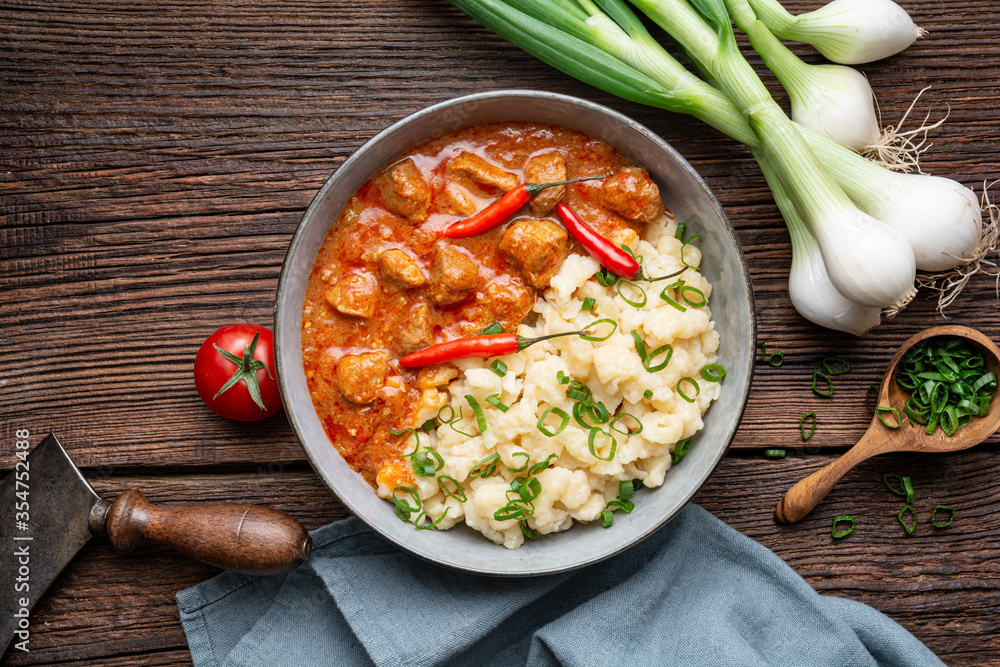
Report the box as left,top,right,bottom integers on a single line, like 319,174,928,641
274,89,756,575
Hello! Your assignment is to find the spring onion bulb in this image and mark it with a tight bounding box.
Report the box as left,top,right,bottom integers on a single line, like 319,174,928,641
757,151,882,334
746,0,922,65
724,0,879,151
803,131,984,271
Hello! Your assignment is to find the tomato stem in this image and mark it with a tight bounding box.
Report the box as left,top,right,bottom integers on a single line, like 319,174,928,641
212,331,272,410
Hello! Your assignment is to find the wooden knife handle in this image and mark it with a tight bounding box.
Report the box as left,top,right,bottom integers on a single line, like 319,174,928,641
102,489,311,575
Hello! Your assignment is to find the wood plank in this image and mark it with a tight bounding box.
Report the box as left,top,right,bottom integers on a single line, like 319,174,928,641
3,448,998,665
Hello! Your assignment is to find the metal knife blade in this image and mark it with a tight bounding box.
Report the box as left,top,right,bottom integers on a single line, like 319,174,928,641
0,433,105,655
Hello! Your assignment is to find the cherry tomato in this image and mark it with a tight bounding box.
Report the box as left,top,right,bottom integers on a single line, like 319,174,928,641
194,324,283,421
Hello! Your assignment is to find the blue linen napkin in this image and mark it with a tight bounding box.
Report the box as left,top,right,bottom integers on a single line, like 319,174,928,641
176,504,944,667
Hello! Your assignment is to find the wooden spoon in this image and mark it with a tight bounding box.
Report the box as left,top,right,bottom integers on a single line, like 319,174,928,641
774,325,1000,524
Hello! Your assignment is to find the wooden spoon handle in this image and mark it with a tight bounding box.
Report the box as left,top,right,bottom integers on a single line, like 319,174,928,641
774,444,876,524
101,489,312,575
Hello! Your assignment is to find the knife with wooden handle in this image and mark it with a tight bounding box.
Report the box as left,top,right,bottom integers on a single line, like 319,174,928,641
0,433,312,655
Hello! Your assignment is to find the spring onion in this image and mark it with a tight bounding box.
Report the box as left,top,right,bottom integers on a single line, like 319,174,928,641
930,505,955,528
769,351,784,367
897,505,917,535
894,336,997,437
811,371,834,397
447,0,996,325
724,0,879,150
883,473,913,501
582,296,596,312
831,514,855,538
764,448,786,458
799,411,816,441
465,395,488,434
758,151,882,334
537,407,570,436
830,514,854,540
490,359,508,377
507,451,530,472
700,363,726,382
610,412,644,435
676,376,700,402
438,476,468,502
746,0,922,65
588,427,618,461
486,394,510,412
479,321,503,335
469,453,501,478
672,437,692,463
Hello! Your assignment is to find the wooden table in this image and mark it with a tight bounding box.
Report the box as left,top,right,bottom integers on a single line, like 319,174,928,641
3,0,999,663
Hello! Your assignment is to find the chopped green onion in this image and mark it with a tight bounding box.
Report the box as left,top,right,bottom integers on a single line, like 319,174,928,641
606,499,635,513
391,486,421,522
510,476,542,502
644,344,673,373
866,384,879,415
490,359,508,377
389,428,420,455
930,505,955,528
769,352,784,367
831,515,855,539
894,337,997,438
643,389,654,400
468,453,501,478
414,508,450,531
600,509,614,528
811,371,834,397
494,500,534,522
822,357,850,375
756,339,767,363
799,411,817,441
876,406,902,429
581,318,617,341
897,505,917,535
573,399,610,428
676,376,700,403
410,449,444,477
630,330,647,359
679,284,707,307
619,480,635,501
478,321,503,336
520,520,540,539
659,281,687,312
699,363,726,382
587,427,617,461
671,437,692,464
421,418,437,433
674,222,687,240
507,451,530,473
537,407,570,437
437,476,468,503
616,280,647,307
610,412,643,435
883,473,910,498
680,236,701,271
556,370,569,384
485,394,510,413
764,448,786,458
902,476,915,504
465,395,488,434
595,268,619,287
528,454,558,476
582,296,596,312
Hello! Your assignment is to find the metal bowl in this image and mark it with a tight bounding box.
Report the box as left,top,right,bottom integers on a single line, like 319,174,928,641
275,90,755,576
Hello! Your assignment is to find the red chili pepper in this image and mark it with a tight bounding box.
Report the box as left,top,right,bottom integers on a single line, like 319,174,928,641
556,202,640,279
399,330,585,367
441,176,603,239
